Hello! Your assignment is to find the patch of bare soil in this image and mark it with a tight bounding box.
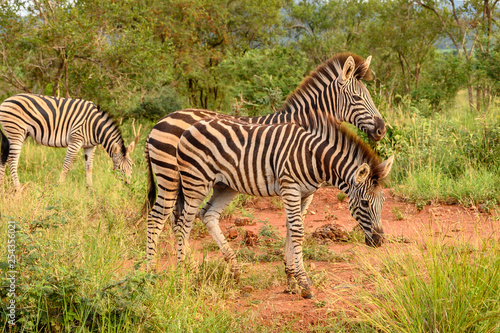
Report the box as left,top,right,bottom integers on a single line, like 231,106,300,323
212,187,498,331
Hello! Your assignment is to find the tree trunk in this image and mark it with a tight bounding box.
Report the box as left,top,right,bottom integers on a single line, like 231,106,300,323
467,81,474,111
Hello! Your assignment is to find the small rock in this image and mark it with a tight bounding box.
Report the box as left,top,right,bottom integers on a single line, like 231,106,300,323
245,230,259,247
227,228,238,239
478,204,488,213
234,217,255,226
310,263,316,271
241,285,254,293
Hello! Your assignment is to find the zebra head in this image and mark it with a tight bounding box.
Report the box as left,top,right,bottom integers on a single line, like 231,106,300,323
111,142,134,184
333,55,386,142
111,120,142,185
348,155,394,247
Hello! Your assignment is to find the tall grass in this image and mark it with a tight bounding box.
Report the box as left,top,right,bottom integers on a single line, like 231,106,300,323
376,91,500,206
0,120,262,332
357,237,500,333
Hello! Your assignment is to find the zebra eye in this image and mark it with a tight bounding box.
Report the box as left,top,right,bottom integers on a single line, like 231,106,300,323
361,199,369,207
352,95,363,102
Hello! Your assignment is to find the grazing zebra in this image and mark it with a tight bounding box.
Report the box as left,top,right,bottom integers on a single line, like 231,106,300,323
0,93,141,189
145,53,387,267
175,114,394,298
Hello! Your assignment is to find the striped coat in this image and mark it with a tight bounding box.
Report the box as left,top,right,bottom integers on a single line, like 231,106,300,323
0,93,140,188
145,53,387,267
176,115,394,298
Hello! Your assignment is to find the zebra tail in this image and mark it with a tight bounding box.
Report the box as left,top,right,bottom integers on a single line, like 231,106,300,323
143,142,157,217
176,176,185,218
0,129,9,165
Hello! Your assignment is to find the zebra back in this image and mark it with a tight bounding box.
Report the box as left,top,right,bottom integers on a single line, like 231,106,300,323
0,93,126,154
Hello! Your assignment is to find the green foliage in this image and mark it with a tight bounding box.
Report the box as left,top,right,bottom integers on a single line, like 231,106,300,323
412,52,469,112
302,238,347,262
219,47,310,116
127,87,186,120
337,192,347,203
374,93,500,206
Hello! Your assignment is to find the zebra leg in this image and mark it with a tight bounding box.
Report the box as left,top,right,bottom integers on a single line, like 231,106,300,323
146,177,180,270
281,186,313,298
0,160,4,186
284,226,299,294
6,141,24,189
174,188,208,266
284,193,314,294
300,193,314,221
84,147,96,187
199,186,240,281
59,139,83,183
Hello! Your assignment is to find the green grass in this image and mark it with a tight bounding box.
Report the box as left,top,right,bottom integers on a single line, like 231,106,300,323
355,237,500,333
375,90,500,207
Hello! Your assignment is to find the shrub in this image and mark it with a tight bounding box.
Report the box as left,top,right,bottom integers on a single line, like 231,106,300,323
127,87,185,120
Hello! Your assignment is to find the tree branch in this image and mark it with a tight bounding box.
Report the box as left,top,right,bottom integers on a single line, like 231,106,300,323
0,41,32,92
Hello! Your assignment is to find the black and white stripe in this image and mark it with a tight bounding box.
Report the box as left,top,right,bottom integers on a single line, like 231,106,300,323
144,53,387,266
175,115,394,298
0,93,137,188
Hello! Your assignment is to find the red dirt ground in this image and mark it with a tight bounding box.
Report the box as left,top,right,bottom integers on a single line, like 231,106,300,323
157,187,499,332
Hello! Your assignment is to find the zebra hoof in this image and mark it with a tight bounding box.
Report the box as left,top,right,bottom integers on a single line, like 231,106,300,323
301,288,314,299
231,268,241,283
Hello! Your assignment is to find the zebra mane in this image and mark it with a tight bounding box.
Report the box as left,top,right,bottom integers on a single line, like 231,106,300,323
311,111,386,183
280,52,373,114
96,106,126,153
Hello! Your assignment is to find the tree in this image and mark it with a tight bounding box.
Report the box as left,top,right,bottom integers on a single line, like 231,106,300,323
416,0,500,111
0,0,174,114
366,0,441,99
162,0,288,110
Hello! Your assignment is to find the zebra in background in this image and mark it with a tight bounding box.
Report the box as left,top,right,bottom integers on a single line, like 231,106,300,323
0,93,142,189
175,114,394,298
144,53,387,267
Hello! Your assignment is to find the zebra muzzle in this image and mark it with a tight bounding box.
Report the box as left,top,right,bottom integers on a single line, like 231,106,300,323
365,226,384,247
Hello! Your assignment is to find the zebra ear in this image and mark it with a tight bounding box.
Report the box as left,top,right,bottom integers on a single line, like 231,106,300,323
354,163,371,184
357,55,372,79
377,155,394,180
341,56,356,83
112,142,121,155
127,141,136,154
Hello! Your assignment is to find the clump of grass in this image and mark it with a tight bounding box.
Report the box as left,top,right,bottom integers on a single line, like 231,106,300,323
357,237,500,332
221,193,254,219
303,238,348,262
347,225,365,243
337,192,347,202
392,207,405,220
378,92,500,206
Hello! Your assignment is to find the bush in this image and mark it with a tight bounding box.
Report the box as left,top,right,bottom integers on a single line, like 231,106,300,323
127,87,185,120
412,52,468,113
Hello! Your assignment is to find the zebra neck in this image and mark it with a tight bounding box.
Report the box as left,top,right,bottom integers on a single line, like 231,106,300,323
95,116,125,157
312,134,366,195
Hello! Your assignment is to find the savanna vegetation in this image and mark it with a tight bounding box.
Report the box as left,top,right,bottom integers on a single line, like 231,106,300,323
1,0,499,332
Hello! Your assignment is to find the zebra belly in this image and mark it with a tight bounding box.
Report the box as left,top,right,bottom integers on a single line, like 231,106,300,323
214,171,281,198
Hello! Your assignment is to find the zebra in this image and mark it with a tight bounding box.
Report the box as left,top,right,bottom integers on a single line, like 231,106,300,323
175,114,394,298
144,53,387,267
0,93,142,189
